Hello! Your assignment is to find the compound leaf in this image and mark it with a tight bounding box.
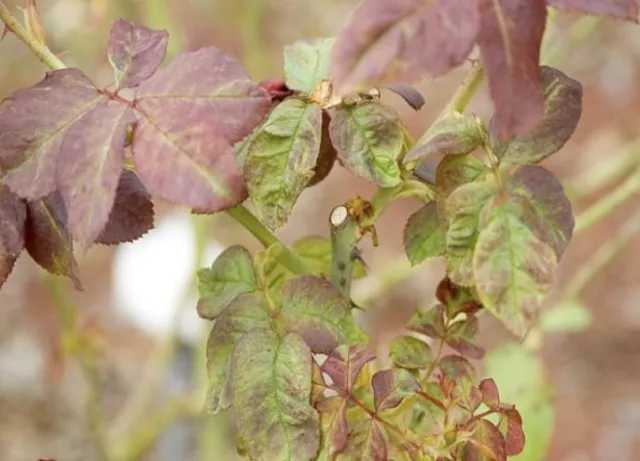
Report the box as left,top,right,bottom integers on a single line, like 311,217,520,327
492,66,582,164
107,19,168,89
96,170,154,245
0,185,26,289
329,101,404,187
284,38,334,93
58,101,134,249
372,368,420,411
405,113,484,165
24,192,81,289
233,331,320,461
473,205,557,338
321,345,376,394
547,0,639,21
197,245,258,320
281,275,366,353
504,165,574,260
244,99,322,229
204,294,270,414
477,0,546,141
0,69,104,200
403,201,446,265
445,180,496,286
331,0,479,94
389,335,432,370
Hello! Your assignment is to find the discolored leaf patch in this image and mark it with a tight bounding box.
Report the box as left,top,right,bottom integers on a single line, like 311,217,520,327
372,368,420,412
331,0,479,94
406,304,446,339
316,396,349,457
459,419,506,461
547,0,639,21
337,416,387,461
435,154,488,220
446,316,485,359
96,170,154,245
107,19,168,89
243,99,323,229
445,180,496,286
281,275,366,352
24,192,81,289
492,66,583,164
321,345,376,394
473,206,557,338
0,185,26,289
197,245,258,320
389,335,433,370
403,202,446,265
329,101,404,187
284,38,335,94
232,331,320,461
204,294,270,414
477,0,546,140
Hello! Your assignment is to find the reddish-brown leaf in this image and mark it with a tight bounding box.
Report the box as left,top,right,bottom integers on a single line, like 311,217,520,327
0,69,104,200
96,170,154,245
24,192,81,289
58,101,134,248
132,106,246,212
331,0,479,94
0,185,26,289
372,368,420,411
135,47,271,143
477,0,547,140
316,396,349,455
321,345,375,393
503,409,525,455
547,0,639,21
462,419,507,461
479,378,500,408
107,19,168,89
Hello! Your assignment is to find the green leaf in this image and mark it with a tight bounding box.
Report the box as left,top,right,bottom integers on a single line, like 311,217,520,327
446,316,485,359
403,202,446,265
244,99,323,229
284,38,335,93
492,66,582,164
316,396,349,458
445,180,496,285
329,101,404,187
280,275,367,353
204,294,270,414
405,112,485,166
196,245,258,320
337,416,387,461
406,304,446,339
293,235,367,279
372,368,420,411
503,164,574,260
485,343,554,461
473,206,557,338
539,299,592,334
435,154,488,219
254,242,297,303
389,335,433,370
233,331,320,461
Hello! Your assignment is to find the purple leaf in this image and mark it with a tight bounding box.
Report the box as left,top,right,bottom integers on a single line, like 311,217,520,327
503,409,525,455
24,192,82,290
477,0,547,140
547,0,639,21
135,47,271,143
479,378,501,408
0,185,26,289
96,170,154,245
321,345,375,393
372,368,420,411
331,0,479,94
316,396,349,455
107,19,168,89
0,69,103,200
132,105,247,212
58,101,134,249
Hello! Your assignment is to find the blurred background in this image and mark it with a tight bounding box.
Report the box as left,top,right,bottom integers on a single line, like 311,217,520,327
1,1,640,460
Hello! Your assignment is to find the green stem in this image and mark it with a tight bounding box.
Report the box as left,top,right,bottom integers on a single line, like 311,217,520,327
46,276,110,461
329,205,361,296
565,207,640,299
226,204,308,274
0,1,65,70
440,63,485,116
574,167,640,233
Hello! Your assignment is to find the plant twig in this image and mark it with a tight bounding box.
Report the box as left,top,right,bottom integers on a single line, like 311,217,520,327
46,275,110,461
440,62,485,117
0,1,64,70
